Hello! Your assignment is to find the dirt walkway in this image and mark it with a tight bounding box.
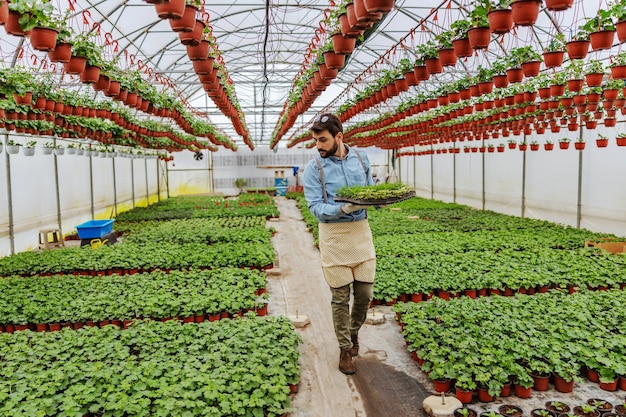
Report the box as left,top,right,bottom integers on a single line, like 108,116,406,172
268,198,431,417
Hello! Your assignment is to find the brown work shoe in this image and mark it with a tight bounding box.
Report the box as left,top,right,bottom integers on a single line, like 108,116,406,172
349,334,359,357
339,348,356,375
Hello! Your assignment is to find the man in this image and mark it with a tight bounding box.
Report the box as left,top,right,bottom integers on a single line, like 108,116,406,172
302,113,376,375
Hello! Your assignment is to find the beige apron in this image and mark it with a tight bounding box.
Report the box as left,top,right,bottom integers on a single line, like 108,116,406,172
318,220,376,288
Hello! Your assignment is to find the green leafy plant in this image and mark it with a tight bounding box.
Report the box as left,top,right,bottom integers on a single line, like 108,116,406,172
8,0,55,31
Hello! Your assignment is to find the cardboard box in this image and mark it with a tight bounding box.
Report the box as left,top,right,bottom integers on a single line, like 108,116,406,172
585,239,626,254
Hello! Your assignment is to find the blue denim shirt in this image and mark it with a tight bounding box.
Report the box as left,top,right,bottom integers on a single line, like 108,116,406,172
302,146,374,223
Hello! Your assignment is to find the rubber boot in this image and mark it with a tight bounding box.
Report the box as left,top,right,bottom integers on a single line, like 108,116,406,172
339,348,356,374
349,334,359,357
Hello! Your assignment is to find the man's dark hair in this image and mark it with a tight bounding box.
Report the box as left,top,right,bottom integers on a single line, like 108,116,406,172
310,113,343,137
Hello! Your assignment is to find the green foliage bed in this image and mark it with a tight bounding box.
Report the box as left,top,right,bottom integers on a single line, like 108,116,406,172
0,268,266,325
0,318,300,417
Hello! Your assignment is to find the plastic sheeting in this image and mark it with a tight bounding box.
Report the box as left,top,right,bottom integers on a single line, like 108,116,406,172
399,131,626,237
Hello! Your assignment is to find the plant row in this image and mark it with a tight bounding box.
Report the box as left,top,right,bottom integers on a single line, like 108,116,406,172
115,194,279,222
118,218,273,246
374,247,626,302
394,289,626,397
0,317,300,417
0,241,275,277
0,268,266,327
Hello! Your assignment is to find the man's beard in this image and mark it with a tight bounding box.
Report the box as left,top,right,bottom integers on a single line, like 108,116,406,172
319,140,338,158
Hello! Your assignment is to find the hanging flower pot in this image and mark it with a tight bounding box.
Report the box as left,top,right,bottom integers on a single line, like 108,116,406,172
47,42,72,63
5,11,26,36
354,0,383,22
596,137,609,147
521,61,541,77
179,19,205,46
364,0,395,13
506,68,524,83
585,73,603,87
323,51,345,70
29,26,59,52
320,63,339,80
544,142,555,151
478,81,493,94
169,4,197,32
192,58,214,75
545,0,573,11
154,0,185,19
566,40,590,59
414,65,430,81
0,0,7,25
589,30,615,51
617,21,626,43
468,26,491,49
530,143,540,151
64,55,87,75
80,65,100,83
93,74,110,91
488,9,513,34
605,118,617,127
339,12,362,38
618,136,626,146
568,79,584,92
511,0,541,26
438,48,457,66
425,57,443,74
493,74,508,88
452,37,472,57
105,80,121,97
186,40,209,60
543,51,564,68
610,65,626,80
331,33,357,54
575,141,586,150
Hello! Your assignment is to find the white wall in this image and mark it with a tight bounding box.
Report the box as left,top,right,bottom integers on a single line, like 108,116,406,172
399,121,626,237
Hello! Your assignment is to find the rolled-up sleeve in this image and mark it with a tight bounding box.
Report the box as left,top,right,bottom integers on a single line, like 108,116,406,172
302,160,343,221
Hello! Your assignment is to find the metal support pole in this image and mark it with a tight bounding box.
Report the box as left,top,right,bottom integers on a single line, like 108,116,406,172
453,144,457,204
112,156,118,217
521,136,527,219
482,138,486,211
53,138,62,232
4,135,15,255
576,120,584,228
144,157,149,205
156,158,161,202
166,159,170,199
413,145,416,189
430,143,434,200
131,158,135,209
89,152,95,219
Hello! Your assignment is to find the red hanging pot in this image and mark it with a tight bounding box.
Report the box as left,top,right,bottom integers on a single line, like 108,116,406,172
468,26,491,49
543,51,564,68
610,64,626,79
521,60,541,77
323,51,345,70
585,73,604,87
63,55,87,75
617,21,626,43
488,9,513,34
545,0,573,11
566,40,590,60
80,65,100,84
178,19,205,46
154,0,185,19
169,4,197,32
0,0,8,25
331,33,357,54
186,41,209,61
29,26,59,52
511,0,541,26
354,0,382,22
93,74,110,91
5,11,26,36
363,0,395,13
506,68,524,83
452,38,472,57
48,42,72,63
105,80,121,97
589,30,615,51
437,48,457,66
424,57,443,74
192,58,214,75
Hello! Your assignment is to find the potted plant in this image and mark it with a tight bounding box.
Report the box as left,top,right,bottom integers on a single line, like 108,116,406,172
573,404,600,417
468,5,491,49
451,20,472,57
22,140,36,156
584,59,606,87
543,32,566,68
482,0,513,35
5,139,21,154
611,0,626,42
558,137,570,149
510,0,542,26
574,137,586,150
234,178,247,194
596,134,609,148
567,24,592,59
584,9,616,51
609,51,626,79
546,401,571,414
617,132,626,146
436,30,457,66
8,0,58,51
455,407,479,417
544,140,554,151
